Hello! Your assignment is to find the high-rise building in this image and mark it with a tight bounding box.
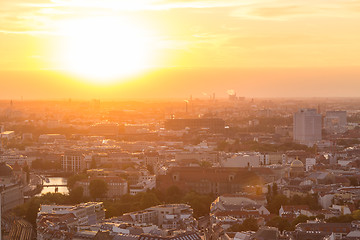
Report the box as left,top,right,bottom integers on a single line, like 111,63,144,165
293,109,322,146
61,151,86,173
324,111,347,134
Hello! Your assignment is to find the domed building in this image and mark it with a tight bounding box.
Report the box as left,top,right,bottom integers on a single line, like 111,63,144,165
290,159,305,178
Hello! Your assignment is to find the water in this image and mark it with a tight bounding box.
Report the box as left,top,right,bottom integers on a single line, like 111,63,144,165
40,177,69,195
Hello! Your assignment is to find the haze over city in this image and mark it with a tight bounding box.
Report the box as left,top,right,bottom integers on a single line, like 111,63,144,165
2,1,360,240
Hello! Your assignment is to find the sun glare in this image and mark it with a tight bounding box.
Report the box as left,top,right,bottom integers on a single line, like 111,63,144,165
58,17,152,84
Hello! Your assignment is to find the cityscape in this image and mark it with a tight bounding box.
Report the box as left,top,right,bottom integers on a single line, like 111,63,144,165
0,98,359,239
1,0,360,240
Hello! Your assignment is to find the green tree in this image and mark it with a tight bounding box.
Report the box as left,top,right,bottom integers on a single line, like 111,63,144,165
89,179,108,200
228,219,259,232
242,217,259,231
25,198,41,226
140,192,161,209
67,174,87,190
326,214,354,223
69,186,84,204
266,216,292,232
267,194,288,214
31,159,43,169
272,183,278,196
291,215,310,228
181,191,214,218
166,185,183,203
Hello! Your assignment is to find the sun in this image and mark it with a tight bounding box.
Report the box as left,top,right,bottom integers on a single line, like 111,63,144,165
58,17,152,84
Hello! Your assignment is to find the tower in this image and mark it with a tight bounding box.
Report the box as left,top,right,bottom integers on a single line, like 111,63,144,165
293,109,322,147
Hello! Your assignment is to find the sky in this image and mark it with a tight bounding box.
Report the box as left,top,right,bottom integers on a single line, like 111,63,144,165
1,0,360,99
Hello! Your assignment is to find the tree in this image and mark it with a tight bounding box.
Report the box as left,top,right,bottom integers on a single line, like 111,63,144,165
326,214,354,223
140,192,160,209
89,179,108,200
31,159,43,169
181,191,214,217
242,218,259,231
67,174,87,190
228,218,258,232
166,185,182,203
25,198,41,226
348,177,359,186
290,194,321,210
69,186,84,204
291,215,310,228
266,185,272,203
353,210,360,220
272,183,278,196
266,216,292,232
267,194,288,214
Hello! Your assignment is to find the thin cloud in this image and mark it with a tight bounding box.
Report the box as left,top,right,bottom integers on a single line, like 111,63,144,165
230,0,360,20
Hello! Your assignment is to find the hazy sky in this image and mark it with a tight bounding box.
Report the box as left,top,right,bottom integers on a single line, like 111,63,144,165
1,0,360,99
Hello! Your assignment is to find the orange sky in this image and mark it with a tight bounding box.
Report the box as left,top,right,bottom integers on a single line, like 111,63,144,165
1,0,360,99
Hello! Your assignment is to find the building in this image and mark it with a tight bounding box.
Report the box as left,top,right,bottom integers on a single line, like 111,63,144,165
293,109,322,146
0,162,24,213
264,153,286,165
0,131,15,140
129,175,156,195
279,205,311,220
295,222,353,239
324,111,347,134
37,202,105,239
157,167,261,195
61,151,86,173
90,122,120,136
38,202,105,225
138,232,201,240
0,153,35,167
289,160,305,178
305,158,316,171
222,153,263,168
38,134,66,143
8,219,34,240
175,152,218,163
210,194,270,228
75,177,128,199
147,204,195,229
122,204,195,230
275,126,293,137
165,118,225,132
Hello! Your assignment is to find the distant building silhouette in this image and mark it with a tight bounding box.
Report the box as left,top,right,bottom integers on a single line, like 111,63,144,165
164,118,225,133
293,109,322,146
324,110,347,134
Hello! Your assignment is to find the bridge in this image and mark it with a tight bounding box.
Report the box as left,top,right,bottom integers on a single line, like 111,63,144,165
42,184,67,187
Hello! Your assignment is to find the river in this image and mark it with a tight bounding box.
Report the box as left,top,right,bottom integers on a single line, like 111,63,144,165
39,177,69,195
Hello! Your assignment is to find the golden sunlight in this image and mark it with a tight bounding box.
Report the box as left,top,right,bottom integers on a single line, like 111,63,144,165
57,17,152,84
